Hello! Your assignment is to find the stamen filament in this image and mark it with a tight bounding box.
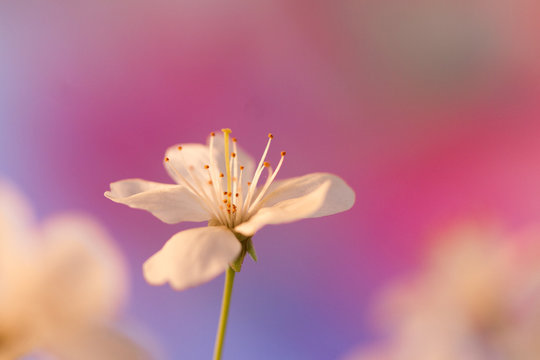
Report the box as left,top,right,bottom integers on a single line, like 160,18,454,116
249,152,286,212
244,134,273,211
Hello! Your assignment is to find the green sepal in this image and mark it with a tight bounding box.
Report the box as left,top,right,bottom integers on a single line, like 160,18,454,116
230,249,245,272
246,237,258,262
230,233,256,272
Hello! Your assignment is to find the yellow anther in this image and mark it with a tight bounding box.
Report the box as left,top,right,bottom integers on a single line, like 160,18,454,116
281,151,286,156
178,146,182,151
268,133,274,139
240,166,244,170
204,165,209,169
220,173,224,178
263,162,270,167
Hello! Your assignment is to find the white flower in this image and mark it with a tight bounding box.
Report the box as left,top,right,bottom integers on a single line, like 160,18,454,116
105,129,355,290
0,180,150,360
344,223,540,360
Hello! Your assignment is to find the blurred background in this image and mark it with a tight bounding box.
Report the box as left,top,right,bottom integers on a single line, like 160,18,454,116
1,0,540,358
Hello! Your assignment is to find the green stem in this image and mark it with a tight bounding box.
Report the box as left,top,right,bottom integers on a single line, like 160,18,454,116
213,267,236,360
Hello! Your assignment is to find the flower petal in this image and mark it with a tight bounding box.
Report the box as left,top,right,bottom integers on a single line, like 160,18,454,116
105,179,209,224
38,214,128,324
235,180,329,236
236,173,355,236
143,226,241,290
0,178,36,248
259,172,355,217
164,143,214,184
48,325,153,360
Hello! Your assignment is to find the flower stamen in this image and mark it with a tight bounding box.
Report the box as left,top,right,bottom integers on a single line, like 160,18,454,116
249,151,286,212
243,133,273,211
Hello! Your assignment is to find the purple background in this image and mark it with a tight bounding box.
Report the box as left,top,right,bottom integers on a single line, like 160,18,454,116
2,1,540,359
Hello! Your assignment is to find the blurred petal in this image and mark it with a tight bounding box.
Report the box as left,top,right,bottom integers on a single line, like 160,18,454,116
258,173,355,218
105,179,209,224
0,179,39,336
0,179,36,250
48,325,153,360
143,226,241,290
236,180,333,236
37,214,128,326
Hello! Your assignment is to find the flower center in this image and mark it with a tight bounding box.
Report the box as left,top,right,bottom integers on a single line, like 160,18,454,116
165,129,286,228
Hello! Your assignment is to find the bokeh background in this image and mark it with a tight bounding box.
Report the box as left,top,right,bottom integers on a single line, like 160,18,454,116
1,0,540,359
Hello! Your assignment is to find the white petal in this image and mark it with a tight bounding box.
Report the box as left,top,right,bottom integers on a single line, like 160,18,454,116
164,143,214,184
235,181,329,236
37,214,128,325
105,179,209,224
258,172,355,217
235,173,355,236
143,226,241,290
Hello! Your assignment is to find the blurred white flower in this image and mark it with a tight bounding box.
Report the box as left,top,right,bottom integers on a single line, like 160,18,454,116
345,223,540,360
0,180,150,360
106,129,355,290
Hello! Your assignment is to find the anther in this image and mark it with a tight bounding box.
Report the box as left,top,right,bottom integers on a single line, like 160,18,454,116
164,157,170,162
232,137,237,142
208,180,213,185
211,132,215,136
235,193,239,197
228,192,232,196
204,165,209,169
247,182,252,186
268,133,274,139
263,162,270,167
231,152,236,158
281,151,286,156
178,146,182,151
240,166,244,170
220,173,224,178
223,191,228,195
223,199,227,203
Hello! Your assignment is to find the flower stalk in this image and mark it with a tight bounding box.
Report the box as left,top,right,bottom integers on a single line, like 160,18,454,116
213,266,236,360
